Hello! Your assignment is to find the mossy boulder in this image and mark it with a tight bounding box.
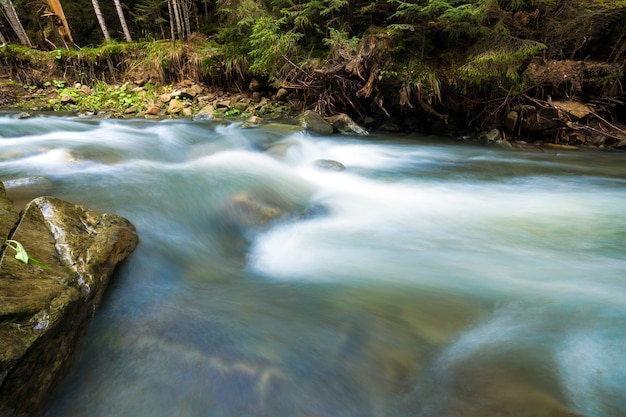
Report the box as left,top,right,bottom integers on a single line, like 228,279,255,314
296,110,334,135
0,187,138,417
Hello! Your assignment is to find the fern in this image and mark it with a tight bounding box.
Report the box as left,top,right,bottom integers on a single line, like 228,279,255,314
247,16,303,80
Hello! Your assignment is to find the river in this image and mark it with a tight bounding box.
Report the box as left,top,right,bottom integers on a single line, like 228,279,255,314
0,114,625,417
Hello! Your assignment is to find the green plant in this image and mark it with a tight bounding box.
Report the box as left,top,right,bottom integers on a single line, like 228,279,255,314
4,240,50,269
224,106,241,117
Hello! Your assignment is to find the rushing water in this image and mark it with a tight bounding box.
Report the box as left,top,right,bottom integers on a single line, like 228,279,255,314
1,113,625,417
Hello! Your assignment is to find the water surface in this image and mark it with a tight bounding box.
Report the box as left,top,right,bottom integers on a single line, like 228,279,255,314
0,114,624,417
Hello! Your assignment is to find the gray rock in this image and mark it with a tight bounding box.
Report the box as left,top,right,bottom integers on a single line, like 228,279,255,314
145,104,161,115
296,110,334,135
242,115,262,128
167,98,184,115
481,128,502,143
193,110,214,121
313,159,346,171
249,78,265,92
182,84,204,99
326,113,368,135
0,189,138,417
60,93,74,105
274,88,289,102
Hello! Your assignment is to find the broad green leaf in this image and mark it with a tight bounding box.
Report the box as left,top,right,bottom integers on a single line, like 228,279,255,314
5,240,29,264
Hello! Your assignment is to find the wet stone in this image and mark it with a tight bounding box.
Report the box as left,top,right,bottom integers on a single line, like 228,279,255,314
0,188,138,417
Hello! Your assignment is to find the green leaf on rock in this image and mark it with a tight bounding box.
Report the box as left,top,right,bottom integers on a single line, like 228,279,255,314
4,240,51,269
5,240,29,264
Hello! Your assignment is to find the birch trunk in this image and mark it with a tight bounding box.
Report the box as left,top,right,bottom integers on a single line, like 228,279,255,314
91,0,111,41
1,0,32,47
113,0,133,42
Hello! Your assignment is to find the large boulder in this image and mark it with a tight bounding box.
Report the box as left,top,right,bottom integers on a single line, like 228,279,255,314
0,188,138,417
296,110,334,135
326,113,368,135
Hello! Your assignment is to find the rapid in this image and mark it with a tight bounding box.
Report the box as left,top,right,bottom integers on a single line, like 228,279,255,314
0,114,624,417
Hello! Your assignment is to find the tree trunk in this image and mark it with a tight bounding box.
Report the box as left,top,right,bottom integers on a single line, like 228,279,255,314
171,0,183,39
0,0,32,47
0,29,7,45
167,0,175,39
91,0,111,41
45,0,74,48
113,0,133,42
181,0,191,37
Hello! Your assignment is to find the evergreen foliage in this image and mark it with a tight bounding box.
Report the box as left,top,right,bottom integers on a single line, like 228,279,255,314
1,0,626,118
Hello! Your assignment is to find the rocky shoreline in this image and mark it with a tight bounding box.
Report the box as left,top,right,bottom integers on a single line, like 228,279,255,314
2,75,626,151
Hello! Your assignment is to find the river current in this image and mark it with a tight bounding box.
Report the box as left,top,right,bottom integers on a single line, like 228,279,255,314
0,114,625,417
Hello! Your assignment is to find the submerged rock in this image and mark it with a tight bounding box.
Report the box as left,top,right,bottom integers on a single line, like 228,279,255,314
264,140,299,160
227,192,283,227
0,187,138,417
313,159,346,171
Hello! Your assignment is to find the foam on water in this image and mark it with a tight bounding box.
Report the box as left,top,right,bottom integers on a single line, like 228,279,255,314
248,156,626,302
557,326,626,417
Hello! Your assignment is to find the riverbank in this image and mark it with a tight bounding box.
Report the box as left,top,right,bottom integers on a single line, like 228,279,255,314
1,41,626,150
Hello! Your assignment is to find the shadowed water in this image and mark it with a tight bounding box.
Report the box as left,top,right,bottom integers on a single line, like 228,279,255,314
1,113,625,417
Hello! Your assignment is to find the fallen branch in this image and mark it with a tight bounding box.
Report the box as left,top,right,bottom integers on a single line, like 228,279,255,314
566,121,626,142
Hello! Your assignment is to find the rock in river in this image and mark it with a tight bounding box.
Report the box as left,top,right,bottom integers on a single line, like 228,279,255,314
0,184,138,417
296,110,334,135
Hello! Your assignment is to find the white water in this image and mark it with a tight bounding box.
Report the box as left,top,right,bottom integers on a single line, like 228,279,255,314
1,114,625,417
